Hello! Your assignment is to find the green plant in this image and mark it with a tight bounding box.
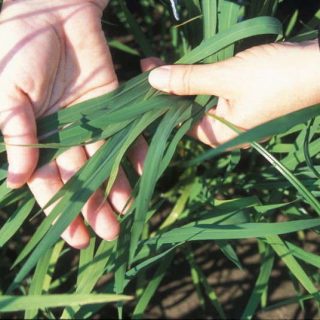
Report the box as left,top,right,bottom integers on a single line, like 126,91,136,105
0,0,319,318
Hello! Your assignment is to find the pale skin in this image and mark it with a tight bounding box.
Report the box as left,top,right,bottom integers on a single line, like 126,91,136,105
0,0,147,248
148,40,320,147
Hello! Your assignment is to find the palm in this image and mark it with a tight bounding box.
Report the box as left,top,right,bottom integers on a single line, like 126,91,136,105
1,1,117,117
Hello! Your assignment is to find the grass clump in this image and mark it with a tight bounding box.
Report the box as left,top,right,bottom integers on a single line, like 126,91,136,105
0,0,319,318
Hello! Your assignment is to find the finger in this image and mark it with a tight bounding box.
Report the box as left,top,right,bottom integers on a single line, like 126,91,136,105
140,57,164,72
189,99,251,148
82,188,120,239
148,62,233,97
84,130,148,177
0,88,39,188
189,98,235,146
127,135,148,176
108,166,133,214
28,162,90,249
85,141,133,214
188,108,219,147
56,145,120,240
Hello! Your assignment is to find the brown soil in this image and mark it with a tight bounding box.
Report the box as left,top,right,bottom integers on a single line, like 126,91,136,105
144,235,320,319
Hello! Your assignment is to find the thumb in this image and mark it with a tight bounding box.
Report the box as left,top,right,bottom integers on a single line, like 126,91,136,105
0,87,39,188
148,62,231,97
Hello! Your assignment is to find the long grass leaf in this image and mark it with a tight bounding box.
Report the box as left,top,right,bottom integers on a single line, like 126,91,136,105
189,105,320,166
10,128,134,290
266,235,319,296
241,244,275,320
24,247,54,319
132,254,174,319
285,241,320,269
62,240,115,318
118,0,154,56
130,103,192,260
0,198,35,247
186,245,226,318
0,294,132,312
144,218,320,245
193,112,320,216
178,16,282,63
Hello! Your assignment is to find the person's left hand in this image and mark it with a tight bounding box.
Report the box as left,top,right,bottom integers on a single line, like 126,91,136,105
147,41,320,147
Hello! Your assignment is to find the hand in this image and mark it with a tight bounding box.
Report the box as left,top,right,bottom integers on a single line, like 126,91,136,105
0,0,147,248
148,40,320,146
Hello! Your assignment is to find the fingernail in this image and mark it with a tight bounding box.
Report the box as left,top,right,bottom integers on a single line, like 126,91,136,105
148,66,171,91
6,174,23,189
106,234,119,242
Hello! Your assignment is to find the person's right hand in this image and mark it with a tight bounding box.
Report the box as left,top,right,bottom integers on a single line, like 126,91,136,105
0,0,147,248
148,40,320,146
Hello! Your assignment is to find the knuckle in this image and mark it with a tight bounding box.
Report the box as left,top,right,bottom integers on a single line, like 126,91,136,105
17,75,37,95
178,65,194,95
